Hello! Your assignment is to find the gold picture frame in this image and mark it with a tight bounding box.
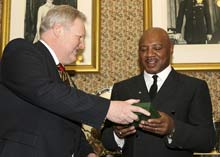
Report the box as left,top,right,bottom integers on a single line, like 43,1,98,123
0,0,100,73
144,0,220,71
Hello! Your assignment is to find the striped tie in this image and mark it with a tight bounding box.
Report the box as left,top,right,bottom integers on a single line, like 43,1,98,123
57,63,77,88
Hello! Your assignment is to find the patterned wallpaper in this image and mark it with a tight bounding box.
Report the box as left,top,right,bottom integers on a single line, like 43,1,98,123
0,0,219,121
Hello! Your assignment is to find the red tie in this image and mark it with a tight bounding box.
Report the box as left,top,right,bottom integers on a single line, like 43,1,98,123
56,63,77,88
57,63,65,72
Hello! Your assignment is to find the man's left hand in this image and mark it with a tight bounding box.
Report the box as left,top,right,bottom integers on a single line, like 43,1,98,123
139,112,174,136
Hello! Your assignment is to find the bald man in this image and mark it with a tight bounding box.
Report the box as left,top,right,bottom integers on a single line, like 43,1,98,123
101,27,215,157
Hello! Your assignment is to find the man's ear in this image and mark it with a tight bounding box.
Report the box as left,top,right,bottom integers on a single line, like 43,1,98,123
170,44,174,55
52,23,63,37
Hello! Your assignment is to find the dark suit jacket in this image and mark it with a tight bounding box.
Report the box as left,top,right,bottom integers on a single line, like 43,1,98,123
0,38,110,157
176,0,212,44
101,69,215,157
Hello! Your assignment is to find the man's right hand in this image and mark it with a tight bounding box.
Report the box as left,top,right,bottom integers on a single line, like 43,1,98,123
106,99,150,125
113,125,136,138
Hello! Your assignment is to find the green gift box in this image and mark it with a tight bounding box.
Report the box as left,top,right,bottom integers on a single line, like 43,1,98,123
132,102,160,127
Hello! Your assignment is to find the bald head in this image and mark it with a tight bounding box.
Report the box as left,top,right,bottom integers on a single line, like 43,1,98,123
139,27,171,48
138,27,173,74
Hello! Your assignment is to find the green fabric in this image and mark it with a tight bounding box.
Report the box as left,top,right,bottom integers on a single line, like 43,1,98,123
133,102,160,127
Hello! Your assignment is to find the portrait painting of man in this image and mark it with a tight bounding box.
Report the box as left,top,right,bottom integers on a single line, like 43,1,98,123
167,0,220,45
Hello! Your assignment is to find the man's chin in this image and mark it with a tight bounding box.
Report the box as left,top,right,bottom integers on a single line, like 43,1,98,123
64,60,76,66
145,67,159,74
68,56,77,64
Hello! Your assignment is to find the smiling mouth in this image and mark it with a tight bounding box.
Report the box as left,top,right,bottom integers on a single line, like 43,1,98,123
146,58,157,66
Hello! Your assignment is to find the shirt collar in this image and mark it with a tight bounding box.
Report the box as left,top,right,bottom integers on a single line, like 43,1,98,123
40,40,59,65
144,65,172,82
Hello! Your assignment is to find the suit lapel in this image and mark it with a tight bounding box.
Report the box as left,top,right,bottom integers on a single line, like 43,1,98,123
152,69,180,109
130,71,180,104
131,74,151,102
34,41,60,81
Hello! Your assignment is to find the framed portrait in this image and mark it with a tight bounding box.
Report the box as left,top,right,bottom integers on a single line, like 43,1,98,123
0,0,100,73
144,0,220,70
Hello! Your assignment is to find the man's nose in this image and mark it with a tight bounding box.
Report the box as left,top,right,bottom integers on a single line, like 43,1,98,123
79,40,85,49
145,48,154,56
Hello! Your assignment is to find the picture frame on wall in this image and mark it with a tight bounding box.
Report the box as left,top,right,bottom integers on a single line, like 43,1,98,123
0,0,100,73
144,0,220,70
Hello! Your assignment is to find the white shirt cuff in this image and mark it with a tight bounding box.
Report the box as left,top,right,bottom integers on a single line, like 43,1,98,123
113,132,125,148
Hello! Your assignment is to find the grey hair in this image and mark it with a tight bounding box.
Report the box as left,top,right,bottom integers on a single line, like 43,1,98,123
39,5,86,35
